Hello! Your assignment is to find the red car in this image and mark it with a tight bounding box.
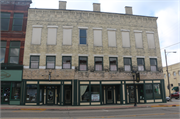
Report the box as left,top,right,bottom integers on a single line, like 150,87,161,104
171,92,180,99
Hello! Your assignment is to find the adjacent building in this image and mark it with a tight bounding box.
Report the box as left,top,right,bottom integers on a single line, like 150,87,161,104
22,1,165,106
1,0,32,105
163,63,180,97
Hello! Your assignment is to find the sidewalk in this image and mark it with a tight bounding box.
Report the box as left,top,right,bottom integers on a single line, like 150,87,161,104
1,102,180,111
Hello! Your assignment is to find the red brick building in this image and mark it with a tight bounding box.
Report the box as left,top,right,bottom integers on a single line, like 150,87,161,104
1,0,31,105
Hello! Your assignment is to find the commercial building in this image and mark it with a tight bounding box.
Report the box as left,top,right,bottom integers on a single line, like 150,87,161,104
22,1,165,106
163,63,180,97
1,0,32,105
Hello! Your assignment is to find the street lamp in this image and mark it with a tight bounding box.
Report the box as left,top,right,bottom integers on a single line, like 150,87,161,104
164,49,176,102
132,70,137,106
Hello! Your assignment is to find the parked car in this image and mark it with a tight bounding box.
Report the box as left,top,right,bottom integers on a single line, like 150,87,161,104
171,92,180,99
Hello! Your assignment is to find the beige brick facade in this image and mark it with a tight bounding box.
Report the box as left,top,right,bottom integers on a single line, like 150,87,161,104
163,63,180,96
23,6,163,80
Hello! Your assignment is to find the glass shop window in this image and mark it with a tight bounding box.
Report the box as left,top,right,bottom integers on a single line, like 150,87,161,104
26,85,37,102
154,84,161,99
145,84,153,99
91,85,100,102
11,82,21,100
80,85,89,102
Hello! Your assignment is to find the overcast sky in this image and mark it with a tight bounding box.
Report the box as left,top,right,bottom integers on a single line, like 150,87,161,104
30,0,180,67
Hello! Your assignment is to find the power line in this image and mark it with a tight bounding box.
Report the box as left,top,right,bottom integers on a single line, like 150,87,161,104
161,42,180,49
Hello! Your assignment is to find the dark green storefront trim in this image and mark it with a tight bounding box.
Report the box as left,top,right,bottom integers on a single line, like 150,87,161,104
21,79,166,106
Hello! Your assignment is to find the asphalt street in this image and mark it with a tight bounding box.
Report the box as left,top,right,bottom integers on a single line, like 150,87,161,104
1,106,180,119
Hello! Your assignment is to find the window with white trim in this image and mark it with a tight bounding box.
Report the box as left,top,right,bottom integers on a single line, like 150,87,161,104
62,56,71,69
95,57,103,71
109,57,117,71
46,56,55,69
79,56,88,71
30,56,39,69
124,58,131,71
79,29,87,44
137,58,145,71
150,58,157,71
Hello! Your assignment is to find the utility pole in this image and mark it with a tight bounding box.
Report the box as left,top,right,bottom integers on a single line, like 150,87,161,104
164,49,171,101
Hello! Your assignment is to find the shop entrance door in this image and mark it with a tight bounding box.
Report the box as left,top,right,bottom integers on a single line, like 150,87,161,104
129,86,135,103
64,85,72,105
46,86,55,105
106,86,113,104
1,86,11,104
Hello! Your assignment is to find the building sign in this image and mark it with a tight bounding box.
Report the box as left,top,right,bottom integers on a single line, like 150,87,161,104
91,94,100,101
0,70,22,81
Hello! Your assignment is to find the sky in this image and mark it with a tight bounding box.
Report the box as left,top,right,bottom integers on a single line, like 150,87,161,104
30,0,180,67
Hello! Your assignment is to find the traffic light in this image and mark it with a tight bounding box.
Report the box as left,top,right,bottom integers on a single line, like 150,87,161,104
136,73,140,82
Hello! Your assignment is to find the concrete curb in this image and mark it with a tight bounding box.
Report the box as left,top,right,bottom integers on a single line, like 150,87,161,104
1,104,179,111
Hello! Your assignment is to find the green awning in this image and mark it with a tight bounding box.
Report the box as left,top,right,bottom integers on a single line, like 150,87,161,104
172,87,178,90
1,70,22,81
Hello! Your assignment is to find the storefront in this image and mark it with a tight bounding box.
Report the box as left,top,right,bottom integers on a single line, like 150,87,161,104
1,64,23,105
21,79,166,106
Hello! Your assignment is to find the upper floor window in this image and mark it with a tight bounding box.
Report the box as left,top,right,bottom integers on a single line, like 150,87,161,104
46,56,55,69
0,41,7,63
62,56,71,69
9,42,21,64
79,56,88,71
1,12,10,31
173,72,176,76
79,29,87,44
137,58,145,71
30,56,39,69
95,57,103,71
124,58,131,71
108,30,116,47
63,26,73,45
32,25,43,45
150,58,157,71
179,71,180,76
122,31,130,47
109,57,117,71
94,29,102,46
47,26,57,45
164,74,166,78
147,33,155,49
134,32,143,48
12,13,24,31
